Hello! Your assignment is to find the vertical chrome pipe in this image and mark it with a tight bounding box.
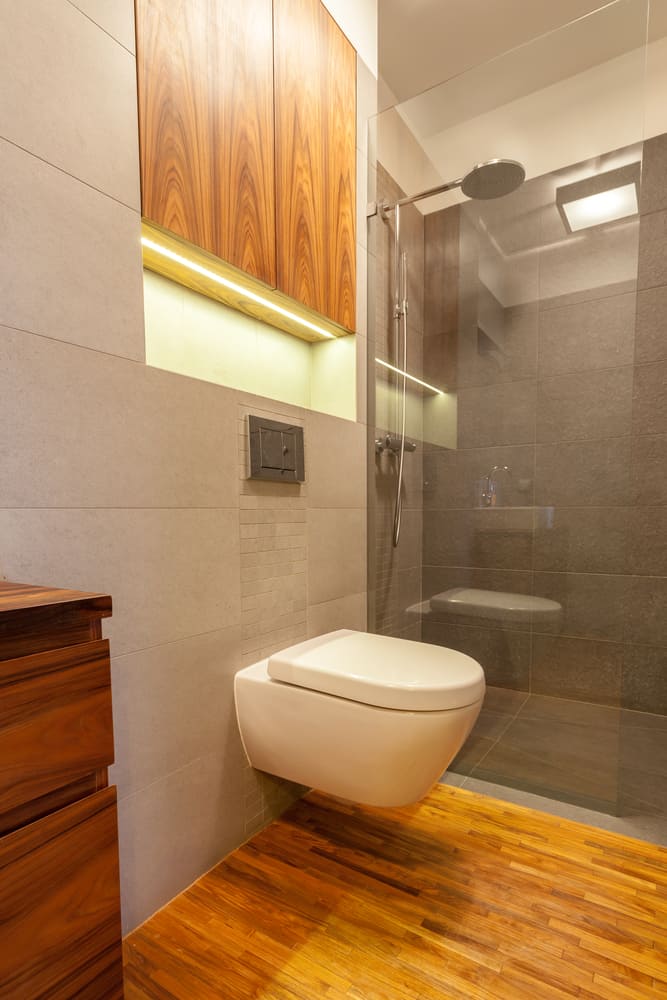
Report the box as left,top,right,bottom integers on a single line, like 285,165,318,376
392,204,408,548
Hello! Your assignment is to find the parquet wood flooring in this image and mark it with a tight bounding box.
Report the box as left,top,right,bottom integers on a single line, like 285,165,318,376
123,784,667,999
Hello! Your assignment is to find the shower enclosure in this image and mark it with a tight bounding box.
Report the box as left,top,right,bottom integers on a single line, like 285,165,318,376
367,0,667,842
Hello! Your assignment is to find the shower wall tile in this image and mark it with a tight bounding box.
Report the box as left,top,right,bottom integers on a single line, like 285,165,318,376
536,367,633,444
640,133,667,215
531,635,623,706
423,444,535,510
538,222,639,305
457,302,538,389
533,507,628,575
635,286,667,364
532,572,627,642
537,292,635,377
630,434,667,505
424,265,458,339
534,439,632,508
637,209,667,290
632,361,667,436
622,576,667,647
457,380,537,448
423,329,458,389
424,205,460,272
422,508,534,571
626,507,667,576
421,620,531,691
622,645,667,715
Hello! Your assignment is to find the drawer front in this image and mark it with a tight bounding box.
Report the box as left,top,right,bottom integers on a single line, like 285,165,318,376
0,639,114,816
0,786,123,999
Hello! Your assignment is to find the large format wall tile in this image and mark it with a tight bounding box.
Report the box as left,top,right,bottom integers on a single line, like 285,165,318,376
622,646,667,715
622,576,667,646
0,328,239,509
537,292,635,377
117,752,246,934
0,0,140,208
456,303,538,389
533,572,628,642
626,507,667,575
531,634,623,706
638,210,667,289
305,411,366,507
457,380,537,448
632,361,667,435
635,286,667,364
631,434,667,505
110,626,244,801
533,507,628,574
68,0,137,52
0,508,241,656
423,444,534,510
423,508,534,571
640,133,667,215
306,592,367,637
534,439,632,507
0,140,145,360
536,367,633,443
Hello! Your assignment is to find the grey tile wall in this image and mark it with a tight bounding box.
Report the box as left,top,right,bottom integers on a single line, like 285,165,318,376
418,135,667,761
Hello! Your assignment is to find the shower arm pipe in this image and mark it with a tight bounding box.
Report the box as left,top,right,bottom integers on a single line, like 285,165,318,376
378,176,464,217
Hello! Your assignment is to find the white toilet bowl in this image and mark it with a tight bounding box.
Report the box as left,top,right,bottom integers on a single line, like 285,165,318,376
234,629,485,807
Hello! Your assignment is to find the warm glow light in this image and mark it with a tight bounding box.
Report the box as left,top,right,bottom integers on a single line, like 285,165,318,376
141,237,336,340
561,183,638,232
375,357,444,394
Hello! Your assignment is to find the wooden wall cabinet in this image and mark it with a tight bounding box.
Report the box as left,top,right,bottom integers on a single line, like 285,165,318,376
136,0,356,333
0,583,123,1000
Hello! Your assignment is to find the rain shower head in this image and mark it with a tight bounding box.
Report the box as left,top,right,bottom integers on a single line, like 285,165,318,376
460,158,526,200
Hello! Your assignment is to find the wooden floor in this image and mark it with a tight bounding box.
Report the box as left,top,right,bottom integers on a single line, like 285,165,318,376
123,784,667,999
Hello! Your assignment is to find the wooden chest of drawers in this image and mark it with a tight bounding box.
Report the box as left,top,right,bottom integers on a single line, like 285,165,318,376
0,582,124,999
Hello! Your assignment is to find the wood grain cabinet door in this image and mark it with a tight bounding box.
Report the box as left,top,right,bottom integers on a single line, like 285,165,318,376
274,0,356,331
136,0,277,286
0,787,123,1000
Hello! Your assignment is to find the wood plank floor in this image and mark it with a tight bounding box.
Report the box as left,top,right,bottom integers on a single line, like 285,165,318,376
123,784,667,999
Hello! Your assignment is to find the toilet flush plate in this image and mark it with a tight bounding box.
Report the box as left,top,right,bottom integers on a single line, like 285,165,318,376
248,415,305,483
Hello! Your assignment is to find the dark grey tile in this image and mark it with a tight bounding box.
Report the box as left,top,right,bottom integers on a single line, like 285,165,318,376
396,508,422,571
626,507,667,575
537,367,633,443
423,444,534,510
533,572,628,642
423,329,457,389
638,209,667,290
632,361,667,435
620,723,667,776
421,620,531,690
535,439,632,507
519,693,620,730
537,292,635,377
457,301,538,389
630,434,667,505
640,133,667,215
635,286,667,364
533,507,628,574
622,576,667,646
425,204,460,271
618,768,667,817
473,714,619,808
622,644,667,715
448,734,495,776
422,507,533,571
531,634,623,706
538,222,639,306
482,685,529,715
458,380,536,448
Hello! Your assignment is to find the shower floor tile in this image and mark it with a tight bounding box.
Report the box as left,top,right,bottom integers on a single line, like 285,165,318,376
445,686,667,845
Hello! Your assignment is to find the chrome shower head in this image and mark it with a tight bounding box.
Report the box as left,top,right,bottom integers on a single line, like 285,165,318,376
460,158,526,200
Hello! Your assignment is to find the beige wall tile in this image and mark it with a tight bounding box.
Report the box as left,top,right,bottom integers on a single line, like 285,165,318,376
0,508,241,656
0,140,145,360
307,592,367,637
68,0,137,53
116,752,245,934
110,626,244,801
307,508,366,605
0,327,240,509
305,411,366,507
0,0,140,208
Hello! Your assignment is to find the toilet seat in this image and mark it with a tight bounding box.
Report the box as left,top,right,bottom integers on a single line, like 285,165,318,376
268,629,485,711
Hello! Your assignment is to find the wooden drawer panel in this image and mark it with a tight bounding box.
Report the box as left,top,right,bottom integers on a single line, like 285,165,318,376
0,640,114,816
0,787,123,999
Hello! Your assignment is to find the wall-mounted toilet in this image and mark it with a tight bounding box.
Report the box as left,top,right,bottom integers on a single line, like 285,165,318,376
234,629,485,807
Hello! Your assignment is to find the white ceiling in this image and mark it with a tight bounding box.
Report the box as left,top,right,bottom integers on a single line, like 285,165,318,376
379,0,631,104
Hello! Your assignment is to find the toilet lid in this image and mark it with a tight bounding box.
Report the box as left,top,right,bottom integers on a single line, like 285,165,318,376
267,630,485,711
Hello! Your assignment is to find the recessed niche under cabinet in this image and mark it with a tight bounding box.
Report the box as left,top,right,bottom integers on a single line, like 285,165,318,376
143,271,357,421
